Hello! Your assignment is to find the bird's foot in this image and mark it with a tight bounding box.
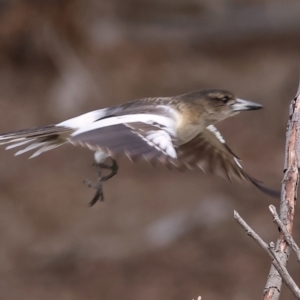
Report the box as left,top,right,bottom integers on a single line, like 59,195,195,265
84,158,119,206
84,178,104,206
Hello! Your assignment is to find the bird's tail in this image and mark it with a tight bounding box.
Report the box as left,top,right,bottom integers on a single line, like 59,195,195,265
0,125,72,158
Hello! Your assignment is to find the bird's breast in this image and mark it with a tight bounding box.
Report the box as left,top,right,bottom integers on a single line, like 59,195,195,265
176,123,204,145
172,106,206,145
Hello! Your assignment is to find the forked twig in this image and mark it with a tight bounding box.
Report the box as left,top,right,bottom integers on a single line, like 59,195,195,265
269,205,300,262
234,211,300,298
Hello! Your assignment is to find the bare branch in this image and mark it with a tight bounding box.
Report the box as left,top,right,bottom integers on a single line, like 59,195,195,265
234,211,300,298
263,77,300,300
269,205,300,262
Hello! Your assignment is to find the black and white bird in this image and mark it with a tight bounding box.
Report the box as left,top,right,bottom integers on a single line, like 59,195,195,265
0,89,277,205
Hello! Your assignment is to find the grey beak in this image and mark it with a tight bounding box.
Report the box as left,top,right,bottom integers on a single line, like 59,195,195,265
232,98,263,112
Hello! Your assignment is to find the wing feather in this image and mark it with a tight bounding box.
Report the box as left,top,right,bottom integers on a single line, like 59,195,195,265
177,126,245,176
175,125,279,197
69,117,178,163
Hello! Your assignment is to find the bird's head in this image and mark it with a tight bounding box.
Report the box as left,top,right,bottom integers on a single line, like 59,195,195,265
180,89,263,124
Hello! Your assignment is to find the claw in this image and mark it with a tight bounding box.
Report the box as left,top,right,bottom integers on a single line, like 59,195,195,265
84,179,104,206
84,158,119,206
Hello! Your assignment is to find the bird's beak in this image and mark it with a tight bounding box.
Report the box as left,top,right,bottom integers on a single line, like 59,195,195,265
231,98,263,112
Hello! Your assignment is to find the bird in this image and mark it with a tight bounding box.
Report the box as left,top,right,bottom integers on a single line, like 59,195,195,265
0,89,277,205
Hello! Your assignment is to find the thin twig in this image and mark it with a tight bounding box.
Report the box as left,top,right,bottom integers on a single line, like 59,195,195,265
234,211,300,299
269,205,300,262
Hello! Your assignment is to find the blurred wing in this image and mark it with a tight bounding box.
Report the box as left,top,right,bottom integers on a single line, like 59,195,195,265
0,125,72,158
69,113,178,164
177,125,279,197
177,125,243,176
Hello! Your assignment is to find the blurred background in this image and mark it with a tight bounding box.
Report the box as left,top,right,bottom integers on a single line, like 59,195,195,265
0,0,299,299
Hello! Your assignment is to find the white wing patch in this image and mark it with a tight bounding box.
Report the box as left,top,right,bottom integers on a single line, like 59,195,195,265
71,114,176,137
206,125,225,143
137,130,177,158
5,139,35,149
233,157,242,168
206,125,243,169
57,108,108,129
0,137,33,144
29,143,65,158
15,142,48,156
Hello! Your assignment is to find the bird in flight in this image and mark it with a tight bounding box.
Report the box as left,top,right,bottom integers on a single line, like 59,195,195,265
0,89,276,205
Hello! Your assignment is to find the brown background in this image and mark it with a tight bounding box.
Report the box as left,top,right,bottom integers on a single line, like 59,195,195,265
0,1,299,299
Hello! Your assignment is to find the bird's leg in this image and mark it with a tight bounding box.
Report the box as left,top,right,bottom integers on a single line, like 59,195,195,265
97,158,119,181
84,158,119,206
84,164,105,206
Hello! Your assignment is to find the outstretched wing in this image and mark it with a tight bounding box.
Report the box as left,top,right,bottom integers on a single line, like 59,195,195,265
0,100,180,160
177,125,243,175
176,125,279,197
68,108,179,164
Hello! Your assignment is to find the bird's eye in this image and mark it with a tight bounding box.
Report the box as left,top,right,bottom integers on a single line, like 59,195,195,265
221,96,230,103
